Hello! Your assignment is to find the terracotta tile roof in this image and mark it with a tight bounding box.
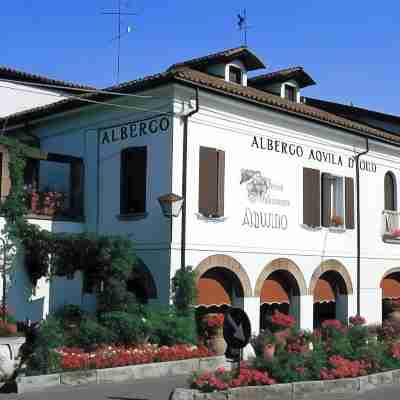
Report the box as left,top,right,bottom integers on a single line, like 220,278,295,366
0,66,95,91
248,67,316,88
167,46,265,72
305,97,400,133
2,62,400,147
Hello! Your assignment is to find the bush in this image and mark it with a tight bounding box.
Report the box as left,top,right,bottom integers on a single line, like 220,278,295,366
66,317,115,351
172,266,197,315
99,310,150,345
55,304,84,321
23,317,65,375
147,307,197,346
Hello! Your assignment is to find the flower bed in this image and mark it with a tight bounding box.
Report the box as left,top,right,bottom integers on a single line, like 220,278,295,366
190,313,400,393
57,344,210,371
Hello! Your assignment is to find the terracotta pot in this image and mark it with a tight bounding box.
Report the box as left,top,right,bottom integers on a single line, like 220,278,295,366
388,310,400,323
263,344,276,361
207,335,227,356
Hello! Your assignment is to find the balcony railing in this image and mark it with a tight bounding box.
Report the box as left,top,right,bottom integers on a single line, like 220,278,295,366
382,210,400,242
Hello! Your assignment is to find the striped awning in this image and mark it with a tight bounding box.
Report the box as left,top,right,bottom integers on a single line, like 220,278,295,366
260,279,290,305
381,277,400,300
197,278,231,306
314,279,335,303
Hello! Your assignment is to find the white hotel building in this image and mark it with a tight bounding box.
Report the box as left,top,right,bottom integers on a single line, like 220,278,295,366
2,47,400,333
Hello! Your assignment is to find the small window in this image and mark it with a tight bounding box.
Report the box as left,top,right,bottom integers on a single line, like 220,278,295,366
120,146,147,214
384,171,397,211
199,146,225,218
284,84,297,102
229,66,243,84
322,174,344,227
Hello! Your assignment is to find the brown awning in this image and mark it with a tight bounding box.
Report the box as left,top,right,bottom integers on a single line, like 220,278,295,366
260,279,290,305
197,278,231,306
314,279,335,303
381,277,400,299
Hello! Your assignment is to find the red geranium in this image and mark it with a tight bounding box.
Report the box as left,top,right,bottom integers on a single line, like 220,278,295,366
204,314,224,328
270,311,295,329
349,316,366,326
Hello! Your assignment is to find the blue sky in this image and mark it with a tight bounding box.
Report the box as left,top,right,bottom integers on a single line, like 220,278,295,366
1,1,399,115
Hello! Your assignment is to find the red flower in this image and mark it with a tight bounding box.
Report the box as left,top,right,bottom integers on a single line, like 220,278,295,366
270,311,295,329
349,316,366,326
204,314,224,328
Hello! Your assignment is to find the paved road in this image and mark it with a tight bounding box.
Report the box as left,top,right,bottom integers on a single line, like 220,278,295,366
0,377,399,400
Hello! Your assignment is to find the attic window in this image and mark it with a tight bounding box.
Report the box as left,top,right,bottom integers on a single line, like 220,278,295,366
284,84,297,102
229,65,243,84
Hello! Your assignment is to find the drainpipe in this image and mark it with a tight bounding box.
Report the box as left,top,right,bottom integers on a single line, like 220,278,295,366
180,89,199,270
355,138,369,316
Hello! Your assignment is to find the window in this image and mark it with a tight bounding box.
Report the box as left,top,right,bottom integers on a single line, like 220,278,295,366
229,66,243,84
384,171,397,211
284,84,297,102
303,168,354,229
120,146,147,214
198,146,225,218
322,174,344,227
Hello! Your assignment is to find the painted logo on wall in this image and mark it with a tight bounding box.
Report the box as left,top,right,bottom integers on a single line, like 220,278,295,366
240,169,289,230
240,169,290,207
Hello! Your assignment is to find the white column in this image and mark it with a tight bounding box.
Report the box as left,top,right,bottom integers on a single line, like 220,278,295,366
243,296,260,335
360,289,382,325
300,295,314,331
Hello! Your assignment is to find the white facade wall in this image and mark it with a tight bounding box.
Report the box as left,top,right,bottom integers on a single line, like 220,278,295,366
4,79,400,331
0,82,66,118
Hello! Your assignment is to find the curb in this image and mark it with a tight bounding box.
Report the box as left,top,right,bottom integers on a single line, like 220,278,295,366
16,356,229,394
171,369,400,400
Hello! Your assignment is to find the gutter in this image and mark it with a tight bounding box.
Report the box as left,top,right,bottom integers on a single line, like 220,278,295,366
180,89,199,270
355,138,369,317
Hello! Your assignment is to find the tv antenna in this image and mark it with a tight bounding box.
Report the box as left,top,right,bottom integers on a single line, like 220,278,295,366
237,9,251,47
102,0,138,84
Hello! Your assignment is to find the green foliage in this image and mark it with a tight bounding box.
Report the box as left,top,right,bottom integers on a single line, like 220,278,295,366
250,329,277,357
147,307,197,346
99,310,150,345
55,304,84,320
172,266,197,315
23,317,65,376
66,317,114,351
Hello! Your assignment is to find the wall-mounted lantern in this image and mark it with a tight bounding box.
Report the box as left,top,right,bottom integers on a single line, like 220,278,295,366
158,193,184,218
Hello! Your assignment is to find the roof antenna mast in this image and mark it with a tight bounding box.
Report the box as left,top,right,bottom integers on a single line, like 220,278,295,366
102,0,137,84
237,9,250,47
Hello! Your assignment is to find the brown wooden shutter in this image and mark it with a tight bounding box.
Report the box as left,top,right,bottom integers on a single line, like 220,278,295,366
321,173,331,227
303,168,320,227
70,159,84,217
385,172,396,211
199,147,218,216
345,177,355,229
121,147,147,214
216,150,225,217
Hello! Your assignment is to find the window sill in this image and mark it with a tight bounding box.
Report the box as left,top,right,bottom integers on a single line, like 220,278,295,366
117,212,148,221
300,224,322,232
196,213,227,223
328,226,346,233
382,234,400,244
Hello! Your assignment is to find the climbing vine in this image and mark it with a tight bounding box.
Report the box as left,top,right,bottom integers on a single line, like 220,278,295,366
0,139,138,312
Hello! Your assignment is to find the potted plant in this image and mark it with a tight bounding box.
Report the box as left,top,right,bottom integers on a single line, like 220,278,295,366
330,215,344,227
202,313,226,355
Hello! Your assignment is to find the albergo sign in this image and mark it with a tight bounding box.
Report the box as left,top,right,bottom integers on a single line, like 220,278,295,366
100,115,170,145
251,135,377,173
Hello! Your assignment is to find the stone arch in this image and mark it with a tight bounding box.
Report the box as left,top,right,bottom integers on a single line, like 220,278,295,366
254,258,307,297
195,254,252,298
309,259,353,296
381,267,400,283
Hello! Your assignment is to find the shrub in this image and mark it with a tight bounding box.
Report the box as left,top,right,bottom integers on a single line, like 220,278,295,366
99,311,150,345
172,266,197,315
378,319,400,343
66,317,115,351
250,329,276,357
55,304,84,321
147,307,197,346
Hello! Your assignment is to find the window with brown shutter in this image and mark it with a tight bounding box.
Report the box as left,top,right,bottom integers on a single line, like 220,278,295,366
303,168,320,227
199,146,225,218
120,146,147,214
384,171,397,211
70,159,85,217
345,177,355,229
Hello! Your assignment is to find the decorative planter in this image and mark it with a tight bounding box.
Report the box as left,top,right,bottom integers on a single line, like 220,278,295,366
202,314,226,356
207,335,227,356
263,344,276,361
388,300,400,322
0,336,25,379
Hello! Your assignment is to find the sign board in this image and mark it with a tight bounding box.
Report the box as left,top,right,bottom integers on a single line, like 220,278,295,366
223,308,251,350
